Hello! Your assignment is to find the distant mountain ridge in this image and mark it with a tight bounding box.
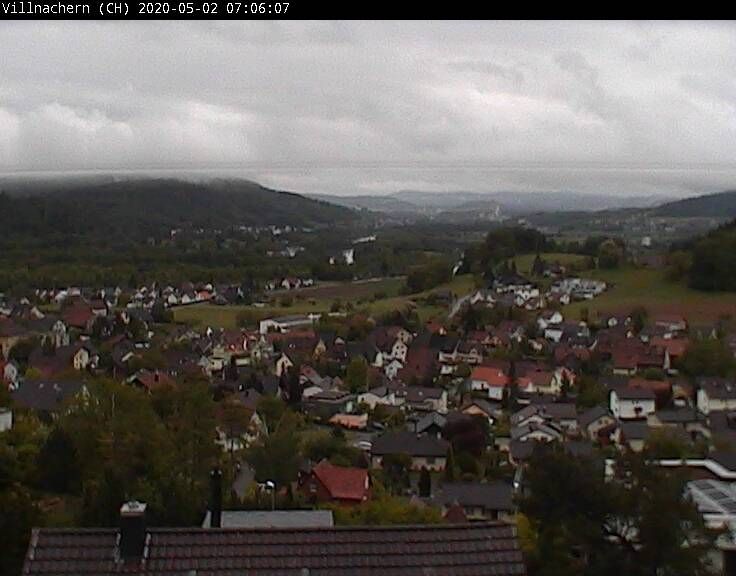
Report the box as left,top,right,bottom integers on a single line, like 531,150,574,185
0,178,356,239
653,190,736,218
309,189,670,216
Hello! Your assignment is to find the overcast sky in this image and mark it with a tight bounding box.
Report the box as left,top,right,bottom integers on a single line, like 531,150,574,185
1,20,735,197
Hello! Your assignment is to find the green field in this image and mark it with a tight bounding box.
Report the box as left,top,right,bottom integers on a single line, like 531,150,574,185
173,274,477,329
564,267,736,323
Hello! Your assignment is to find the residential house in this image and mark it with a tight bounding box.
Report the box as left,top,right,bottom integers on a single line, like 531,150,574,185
512,403,578,433
0,318,25,358
11,380,86,419
435,481,514,522
129,370,176,393
259,314,320,334
654,314,688,335
2,360,19,388
329,413,368,430
407,411,447,437
617,421,651,452
0,407,12,432
460,399,500,425
398,346,438,385
469,365,509,401
274,353,294,377
400,386,448,414
303,390,355,421
609,387,656,420
697,378,736,415
511,422,563,443
578,406,616,441
299,459,370,506
215,404,265,453
357,386,398,410
371,430,449,472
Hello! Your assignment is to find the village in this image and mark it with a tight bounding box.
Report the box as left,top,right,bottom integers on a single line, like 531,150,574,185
4,247,736,570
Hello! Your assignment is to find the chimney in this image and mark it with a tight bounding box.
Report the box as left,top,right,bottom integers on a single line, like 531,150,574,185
119,501,147,561
209,468,223,528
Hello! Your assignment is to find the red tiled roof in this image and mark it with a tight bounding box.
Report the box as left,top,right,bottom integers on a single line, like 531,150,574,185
471,366,509,388
650,337,690,358
62,305,95,330
23,522,526,575
312,459,369,502
133,370,176,391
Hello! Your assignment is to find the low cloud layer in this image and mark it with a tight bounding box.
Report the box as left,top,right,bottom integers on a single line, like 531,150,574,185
1,21,735,197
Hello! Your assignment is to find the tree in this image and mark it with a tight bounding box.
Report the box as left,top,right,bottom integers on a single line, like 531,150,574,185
444,445,457,481
256,396,286,433
284,364,303,407
560,372,572,400
643,428,692,459
36,426,81,494
246,412,301,488
418,467,432,497
521,445,714,576
0,417,42,576
331,493,442,526
219,397,253,472
442,415,489,457
575,376,607,409
630,306,648,334
503,360,519,413
405,257,452,293
381,453,412,495
345,357,369,393
597,239,623,269
679,339,735,378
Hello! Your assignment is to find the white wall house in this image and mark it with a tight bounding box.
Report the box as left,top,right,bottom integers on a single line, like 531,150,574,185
610,388,656,420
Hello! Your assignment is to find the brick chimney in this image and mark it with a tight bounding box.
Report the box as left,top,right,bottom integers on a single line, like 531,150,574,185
119,501,147,561
209,468,223,528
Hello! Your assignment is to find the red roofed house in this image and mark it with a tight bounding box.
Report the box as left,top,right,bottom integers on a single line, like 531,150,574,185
654,314,688,334
129,370,176,392
299,459,370,506
611,342,665,376
62,303,96,332
398,347,438,386
470,366,510,401
651,337,689,373
628,377,672,408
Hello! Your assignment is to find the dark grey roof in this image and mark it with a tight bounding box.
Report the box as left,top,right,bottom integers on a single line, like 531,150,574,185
710,451,736,473
655,409,699,424
436,481,514,511
371,430,449,458
403,386,444,402
11,380,84,412
613,387,656,400
620,421,650,441
699,378,736,400
578,406,612,429
412,411,447,434
23,522,527,576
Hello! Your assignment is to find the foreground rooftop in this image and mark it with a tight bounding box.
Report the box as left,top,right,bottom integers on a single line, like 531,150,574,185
23,521,526,576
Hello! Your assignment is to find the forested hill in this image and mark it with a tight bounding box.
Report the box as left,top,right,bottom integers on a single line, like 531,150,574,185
0,178,356,239
654,190,736,218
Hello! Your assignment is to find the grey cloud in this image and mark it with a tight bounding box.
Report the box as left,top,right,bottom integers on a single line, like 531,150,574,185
0,21,735,198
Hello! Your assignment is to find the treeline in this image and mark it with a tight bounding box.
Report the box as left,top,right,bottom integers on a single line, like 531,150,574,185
461,227,624,277
687,220,736,291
